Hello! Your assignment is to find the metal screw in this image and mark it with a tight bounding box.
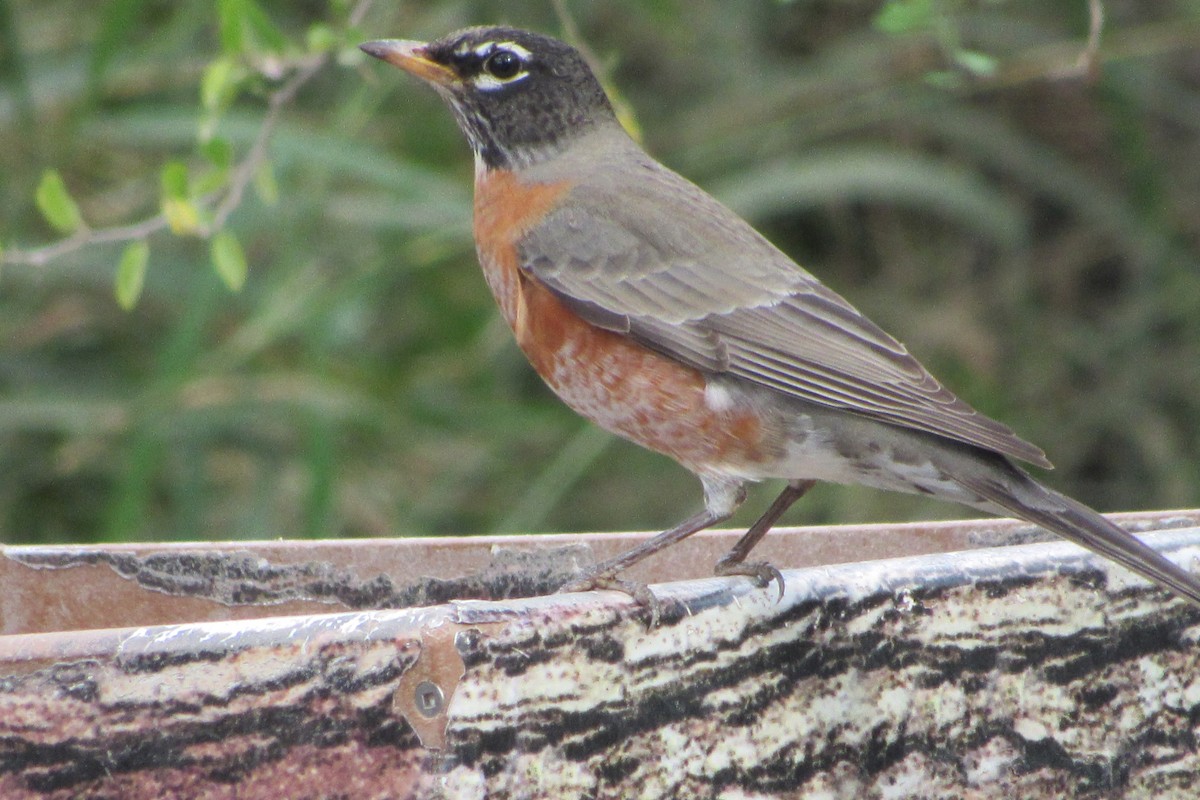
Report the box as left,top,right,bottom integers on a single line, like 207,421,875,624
455,628,481,656
414,680,445,717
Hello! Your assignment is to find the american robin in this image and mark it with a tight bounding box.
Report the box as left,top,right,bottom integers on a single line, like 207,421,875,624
360,26,1200,607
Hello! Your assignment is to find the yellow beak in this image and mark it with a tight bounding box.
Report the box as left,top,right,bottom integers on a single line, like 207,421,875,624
359,40,458,87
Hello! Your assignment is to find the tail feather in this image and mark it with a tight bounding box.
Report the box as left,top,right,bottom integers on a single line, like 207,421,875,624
954,468,1200,607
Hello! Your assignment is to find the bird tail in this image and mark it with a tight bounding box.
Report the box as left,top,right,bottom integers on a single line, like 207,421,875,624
953,466,1200,607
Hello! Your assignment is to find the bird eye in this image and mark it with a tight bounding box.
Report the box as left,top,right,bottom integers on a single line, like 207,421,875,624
483,49,523,80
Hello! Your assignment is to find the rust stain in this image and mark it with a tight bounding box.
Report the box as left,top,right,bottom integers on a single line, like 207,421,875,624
392,620,505,751
392,628,460,750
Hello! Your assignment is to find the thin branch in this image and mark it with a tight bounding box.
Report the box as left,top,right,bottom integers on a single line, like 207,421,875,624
1076,0,1105,75
204,52,326,234
6,217,171,268
2,0,374,269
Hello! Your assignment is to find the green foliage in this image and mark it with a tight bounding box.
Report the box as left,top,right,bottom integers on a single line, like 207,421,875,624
160,161,201,235
35,171,84,234
1,0,1199,547
875,0,935,34
210,230,247,292
114,241,149,310
876,0,1001,84
217,0,287,56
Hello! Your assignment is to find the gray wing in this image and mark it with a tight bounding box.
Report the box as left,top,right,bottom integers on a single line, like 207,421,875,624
518,154,1051,468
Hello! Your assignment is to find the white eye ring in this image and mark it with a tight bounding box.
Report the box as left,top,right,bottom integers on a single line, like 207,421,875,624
469,41,533,91
473,41,532,60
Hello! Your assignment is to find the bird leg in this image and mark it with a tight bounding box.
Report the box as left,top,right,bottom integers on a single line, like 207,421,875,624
715,479,816,598
557,507,731,623
559,476,746,621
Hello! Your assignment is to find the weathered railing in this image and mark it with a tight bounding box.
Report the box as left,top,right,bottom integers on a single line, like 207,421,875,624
3,511,1199,798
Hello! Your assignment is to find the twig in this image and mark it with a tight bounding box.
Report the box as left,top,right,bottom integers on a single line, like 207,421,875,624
6,217,171,268
2,0,374,269
992,16,1196,88
1074,0,1105,77
204,52,325,234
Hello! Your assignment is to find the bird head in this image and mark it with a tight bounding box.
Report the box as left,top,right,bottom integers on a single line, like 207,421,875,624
361,26,616,170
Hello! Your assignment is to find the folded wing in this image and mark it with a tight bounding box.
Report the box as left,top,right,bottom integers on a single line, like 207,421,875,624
518,155,1050,468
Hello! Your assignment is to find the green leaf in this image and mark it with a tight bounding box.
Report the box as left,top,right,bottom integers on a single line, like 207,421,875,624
160,161,204,235
201,57,240,112
114,241,149,310
240,0,287,54
201,136,233,170
162,198,202,235
954,49,999,77
194,139,232,196
217,0,244,53
35,170,84,234
218,0,286,56
306,23,337,54
874,0,934,34
195,139,231,194
211,230,248,291
160,160,189,200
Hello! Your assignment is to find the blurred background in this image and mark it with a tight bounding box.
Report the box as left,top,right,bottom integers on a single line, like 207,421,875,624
1,0,1198,546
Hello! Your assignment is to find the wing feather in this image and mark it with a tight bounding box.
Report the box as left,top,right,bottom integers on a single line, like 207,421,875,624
517,148,1051,468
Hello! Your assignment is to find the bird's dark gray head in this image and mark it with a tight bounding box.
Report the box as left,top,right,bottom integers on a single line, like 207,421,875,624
361,26,616,170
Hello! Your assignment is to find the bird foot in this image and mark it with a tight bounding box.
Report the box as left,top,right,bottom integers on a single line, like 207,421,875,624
558,574,663,626
714,558,786,601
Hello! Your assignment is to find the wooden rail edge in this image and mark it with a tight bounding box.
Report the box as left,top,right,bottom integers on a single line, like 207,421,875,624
3,511,1200,798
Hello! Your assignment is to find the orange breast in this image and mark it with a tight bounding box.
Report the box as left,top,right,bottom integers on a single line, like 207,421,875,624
473,169,767,473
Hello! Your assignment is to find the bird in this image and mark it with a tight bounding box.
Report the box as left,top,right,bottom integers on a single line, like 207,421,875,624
359,26,1200,608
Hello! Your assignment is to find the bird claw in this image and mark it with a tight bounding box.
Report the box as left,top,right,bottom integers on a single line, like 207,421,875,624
558,574,663,626
714,559,786,601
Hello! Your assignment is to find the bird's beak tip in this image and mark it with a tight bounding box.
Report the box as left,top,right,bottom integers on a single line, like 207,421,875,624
359,38,456,87
359,40,405,60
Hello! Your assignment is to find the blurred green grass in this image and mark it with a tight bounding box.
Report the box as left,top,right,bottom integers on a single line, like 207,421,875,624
2,0,1199,545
